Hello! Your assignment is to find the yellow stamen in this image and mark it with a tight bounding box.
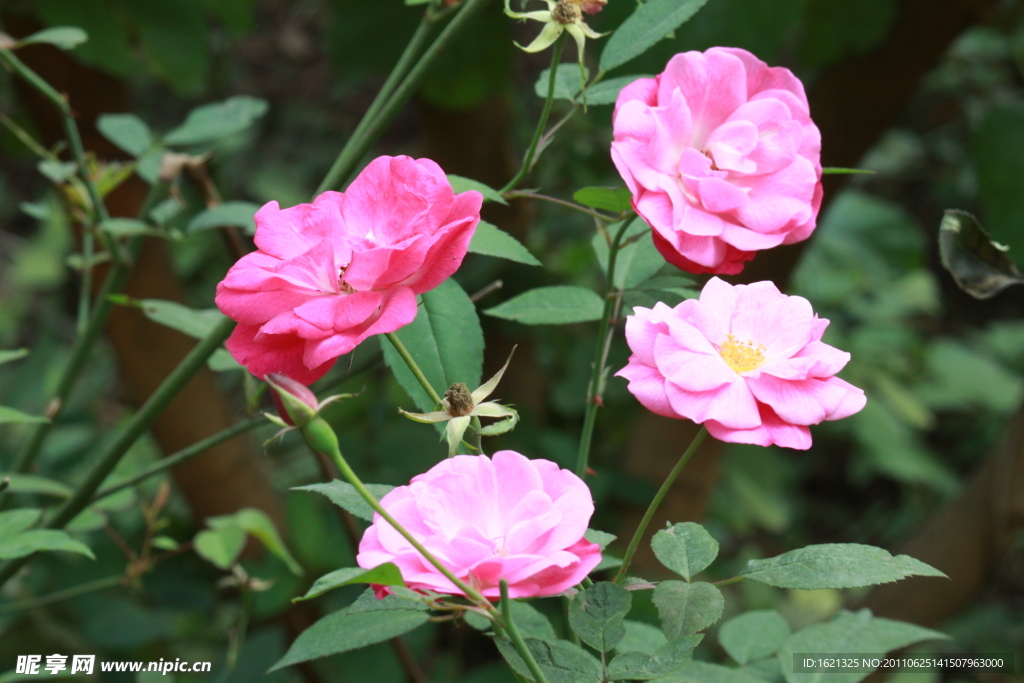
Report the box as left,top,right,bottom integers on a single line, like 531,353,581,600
720,334,766,373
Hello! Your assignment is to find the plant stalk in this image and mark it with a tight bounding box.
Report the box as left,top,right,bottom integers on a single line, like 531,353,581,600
614,426,707,583
0,316,236,589
499,33,566,194
574,218,632,478
500,580,551,683
0,574,123,615
384,332,443,407
317,0,493,193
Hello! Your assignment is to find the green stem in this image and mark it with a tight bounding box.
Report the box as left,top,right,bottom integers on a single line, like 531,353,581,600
0,574,122,615
317,0,492,193
0,45,114,331
574,218,632,478
500,580,551,683
614,427,707,583
0,316,236,589
499,33,566,194
0,182,170,505
315,14,437,196
307,419,492,607
502,190,618,222
384,332,443,407
91,417,263,505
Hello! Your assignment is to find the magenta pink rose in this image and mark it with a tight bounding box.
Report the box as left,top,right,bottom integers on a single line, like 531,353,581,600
611,48,822,275
215,156,482,384
357,451,602,599
616,278,865,449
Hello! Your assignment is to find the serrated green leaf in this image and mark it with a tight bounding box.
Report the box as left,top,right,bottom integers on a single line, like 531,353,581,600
574,187,632,214
568,581,632,652
17,26,88,50
137,149,163,184
615,232,664,289
485,286,605,325
164,96,269,146
270,608,429,671
0,529,95,560
296,563,404,601
585,75,652,106
584,528,617,550
651,522,719,581
469,221,541,266
740,544,946,590
776,609,949,683
187,201,261,234
619,620,667,654
671,660,765,683
346,586,428,614
510,600,559,641
720,610,791,665
136,299,226,339
653,581,724,638
0,406,49,425
600,0,711,71
194,525,245,570
383,279,484,413
494,637,602,683
292,481,395,523
97,114,153,157
447,174,508,205
535,64,589,101
607,634,702,680
938,210,1024,299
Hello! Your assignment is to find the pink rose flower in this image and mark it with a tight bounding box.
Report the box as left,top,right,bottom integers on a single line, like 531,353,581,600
611,48,822,275
357,451,602,599
616,277,865,450
215,156,482,384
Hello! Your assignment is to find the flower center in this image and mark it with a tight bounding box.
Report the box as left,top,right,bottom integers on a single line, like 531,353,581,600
337,266,355,294
719,334,766,373
444,382,475,417
552,0,581,24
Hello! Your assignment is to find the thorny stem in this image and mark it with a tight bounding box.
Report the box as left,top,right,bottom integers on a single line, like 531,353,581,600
91,417,263,505
499,33,567,194
503,190,619,222
575,218,632,478
317,0,493,193
0,45,114,332
0,575,123,615
0,316,236,590
0,181,171,510
500,580,551,683
614,427,708,583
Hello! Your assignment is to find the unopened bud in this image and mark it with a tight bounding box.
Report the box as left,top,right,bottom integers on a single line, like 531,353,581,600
300,416,342,457
267,373,319,428
444,383,475,417
571,0,606,14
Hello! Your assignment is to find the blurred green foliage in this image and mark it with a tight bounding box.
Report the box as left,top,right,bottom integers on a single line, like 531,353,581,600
2,0,1024,680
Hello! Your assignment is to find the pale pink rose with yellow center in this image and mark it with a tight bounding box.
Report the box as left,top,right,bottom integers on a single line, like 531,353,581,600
616,278,865,449
215,156,482,384
611,47,822,275
357,451,602,599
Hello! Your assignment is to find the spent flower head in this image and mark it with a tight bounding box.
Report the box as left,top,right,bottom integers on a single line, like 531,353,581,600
504,0,605,73
400,350,519,457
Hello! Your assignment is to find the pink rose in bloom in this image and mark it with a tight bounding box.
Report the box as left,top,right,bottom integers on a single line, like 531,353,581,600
215,156,482,384
616,278,865,450
611,48,822,275
357,451,602,599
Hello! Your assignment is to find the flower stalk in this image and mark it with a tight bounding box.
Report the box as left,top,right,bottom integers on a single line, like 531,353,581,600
500,579,552,683
614,426,707,583
575,217,632,478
